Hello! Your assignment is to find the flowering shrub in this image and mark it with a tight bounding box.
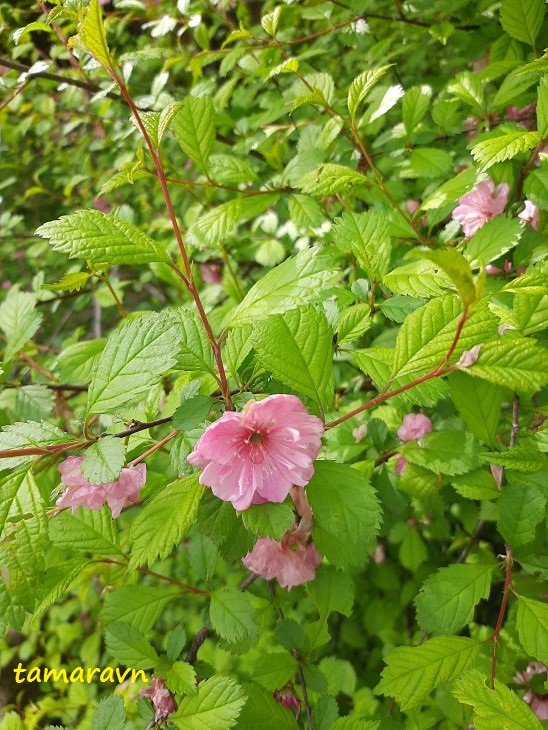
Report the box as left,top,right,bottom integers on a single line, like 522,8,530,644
0,0,547,728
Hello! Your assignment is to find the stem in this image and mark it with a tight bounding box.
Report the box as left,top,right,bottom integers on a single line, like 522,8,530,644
0,441,88,460
98,273,127,318
112,416,173,438
99,558,209,596
127,429,178,466
489,547,513,689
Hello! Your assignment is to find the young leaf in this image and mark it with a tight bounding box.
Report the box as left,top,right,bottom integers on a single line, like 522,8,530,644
49,506,123,557
337,304,372,344
500,0,545,47
209,588,258,643
420,166,478,211
70,0,114,68
82,436,126,484
252,307,334,408
516,596,548,664
452,669,542,729
402,85,432,136
128,475,204,569
223,324,253,377
172,96,216,172
105,622,159,670
331,211,392,280
297,164,369,196
383,259,454,298
35,210,171,265
471,130,541,170
347,65,393,119
86,312,180,415
375,637,483,710
463,337,548,393
0,289,42,363
497,481,546,548
101,585,181,634
463,217,522,268
171,676,246,730
448,372,502,447
226,247,339,327
55,338,106,383
414,564,494,635
418,250,476,306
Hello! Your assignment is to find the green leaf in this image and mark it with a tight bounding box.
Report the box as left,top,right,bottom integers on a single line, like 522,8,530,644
402,85,432,137
56,338,106,383
172,96,216,171
401,148,454,179
105,622,159,670
500,0,545,47
421,167,478,211
208,154,258,185
241,501,295,540
226,247,339,327
375,637,483,710
297,164,369,196
101,585,180,634
288,195,325,231
348,65,393,119
524,166,548,208
49,506,123,557
383,259,454,298
0,468,42,536
402,432,481,476
171,676,246,730
307,566,354,620
337,304,372,345
87,312,180,415
448,73,486,115
0,421,73,471
332,211,392,280
483,444,548,473
188,534,218,582
452,669,542,729
223,325,253,377
463,217,522,268
236,684,299,730
497,481,546,547
502,273,548,297
448,372,502,446
158,659,197,695
419,250,476,306
537,76,548,137
129,475,204,569
252,307,334,408
42,271,91,293
90,696,126,730
514,292,548,336
516,596,548,664
463,337,548,393
209,588,258,643
452,469,500,501
307,461,381,567
252,651,299,690
82,436,125,484
70,0,114,68
414,564,494,635
261,6,282,36
35,210,171,265
173,396,216,431
169,308,215,374
0,289,42,363
471,130,541,171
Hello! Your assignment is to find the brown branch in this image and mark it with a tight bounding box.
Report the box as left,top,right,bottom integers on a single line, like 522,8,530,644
489,548,513,689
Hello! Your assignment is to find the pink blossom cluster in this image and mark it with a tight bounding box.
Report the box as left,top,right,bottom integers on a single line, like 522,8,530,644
140,677,177,724
242,536,322,590
514,663,548,721
187,394,324,511
394,413,432,475
452,178,509,237
56,457,146,518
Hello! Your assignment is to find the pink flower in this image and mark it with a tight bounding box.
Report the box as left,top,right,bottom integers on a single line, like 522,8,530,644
514,663,548,721
452,178,510,237
352,424,368,443
394,453,408,475
187,394,324,511
56,456,146,518
274,688,301,718
397,413,432,442
242,537,322,590
518,200,540,231
140,677,177,724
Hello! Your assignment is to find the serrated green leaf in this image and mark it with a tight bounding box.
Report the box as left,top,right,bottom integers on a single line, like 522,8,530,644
497,481,546,547
337,303,372,344
237,683,299,730
129,475,204,569
82,436,125,484
375,637,483,711
383,259,454,298
452,669,542,729
415,564,494,635
31,561,89,625
500,0,545,47
536,76,548,136
208,154,258,185
308,461,381,567
0,289,42,363
70,0,114,68
173,396,216,431
398,463,441,498
209,588,258,643
288,194,325,231
402,85,432,137
169,308,215,373
449,372,502,446
421,167,479,211
332,211,392,280
171,676,246,730
348,65,393,119
158,659,197,695
187,533,218,582
49,506,123,557
483,444,548,473
516,596,548,664
448,73,486,115
56,338,106,383
402,431,482,476
105,622,158,670
502,273,548,297
307,565,354,620
172,96,216,171
401,147,454,179
252,307,334,408
261,6,282,36
90,696,126,730
297,164,369,196
524,166,548,208
419,250,476,306
252,651,299,690
226,247,339,327
514,292,548,336
222,325,253,377
464,217,522,268
463,337,548,393
87,312,180,415
451,469,500,500
241,501,294,540
471,130,541,171
43,272,91,293
35,210,171,265
101,585,180,634
0,421,73,471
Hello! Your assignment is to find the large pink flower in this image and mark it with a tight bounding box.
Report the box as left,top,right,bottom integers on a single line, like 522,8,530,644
242,537,322,590
187,394,324,511
56,456,146,518
452,178,510,237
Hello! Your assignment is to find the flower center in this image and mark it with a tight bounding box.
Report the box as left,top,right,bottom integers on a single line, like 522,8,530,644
249,432,264,444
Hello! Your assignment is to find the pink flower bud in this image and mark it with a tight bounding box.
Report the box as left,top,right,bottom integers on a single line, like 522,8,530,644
397,413,432,442
140,677,177,723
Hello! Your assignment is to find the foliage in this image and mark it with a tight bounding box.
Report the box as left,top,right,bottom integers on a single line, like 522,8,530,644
0,0,547,728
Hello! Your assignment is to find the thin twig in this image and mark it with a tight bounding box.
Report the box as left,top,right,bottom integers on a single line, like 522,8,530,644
489,548,513,689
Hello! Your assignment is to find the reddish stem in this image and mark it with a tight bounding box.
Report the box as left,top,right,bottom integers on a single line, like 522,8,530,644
489,548,513,689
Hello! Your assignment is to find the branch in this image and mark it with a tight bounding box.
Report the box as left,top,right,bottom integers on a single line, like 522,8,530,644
489,548,513,689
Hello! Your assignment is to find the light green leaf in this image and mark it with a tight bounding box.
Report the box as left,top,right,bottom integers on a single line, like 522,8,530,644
501,273,548,297
0,421,73,471
226,247,339,327
337,304,372,345
448,372,502,446
332,211,392,280
172,676,246,730
87,312,180,415
297,164,370,196
402,431,482,476
208,154,258,185
288,195,325,231
463,337,548,393
90,696,126,730
421,167,478,211
483,444,548,473
524,166,548,208
49,506,123,557
169,308,215,374
452,669,542,729
537,76,548,136
402,85,432,136
401,148,454,179
500,0,545,47
129,475,204,569
375,637,483,710
516,596,548,664
471,130,541,171
514,292,548,336
261,6,282,36
82,436,125,484
209,588,258,643
56,338,106,383
236,684,299,730
307,566,354,620
451,469,500,501
172,396,216,431
348,65,393,119
419,250,476,306
222,324,253,377
0,468,41,534
464,217,522,268
172,96,216,171
448,73,486,115
70,0,114,68
383,259,454,298
43,271,91,293
241,501,295,540
105,622,159,670
35,210,171,265
252,652,299,690
159,660,197,695
497,481,546,547
101,585,180,634
415,564,494,635
0,289,42,363
252,307,334,408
